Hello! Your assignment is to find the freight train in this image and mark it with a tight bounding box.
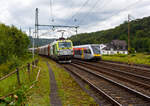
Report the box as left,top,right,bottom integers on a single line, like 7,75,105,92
30,38,73,63
73,44,102,61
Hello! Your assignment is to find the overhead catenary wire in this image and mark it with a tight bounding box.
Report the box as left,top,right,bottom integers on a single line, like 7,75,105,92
77,0,104,26
72,0,90,19
49,0,54,22
102,0,140,22
67,0,91,25
78,0,140,28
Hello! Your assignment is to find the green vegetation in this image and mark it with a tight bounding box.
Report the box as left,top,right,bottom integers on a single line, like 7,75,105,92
70,16,150,52
27,57,50,105
0,61,39,105
0,23,41,105
102,53,150,65
0,24,30,77
47,58,97,105
28,57,97,105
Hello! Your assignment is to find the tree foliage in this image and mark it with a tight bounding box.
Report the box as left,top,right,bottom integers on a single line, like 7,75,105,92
70,16,150,52
0,24,30,64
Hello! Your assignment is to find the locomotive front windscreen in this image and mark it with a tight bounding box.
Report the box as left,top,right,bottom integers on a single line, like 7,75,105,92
91,46,101,54
59,42,72,49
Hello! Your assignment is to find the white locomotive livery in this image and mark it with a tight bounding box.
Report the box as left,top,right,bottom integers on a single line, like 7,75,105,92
73,44,102,61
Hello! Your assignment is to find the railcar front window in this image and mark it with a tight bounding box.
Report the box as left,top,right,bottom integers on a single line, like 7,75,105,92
59,42,71,48
91,46,100,54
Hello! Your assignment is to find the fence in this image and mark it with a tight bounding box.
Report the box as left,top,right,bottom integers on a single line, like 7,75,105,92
0,59,40,99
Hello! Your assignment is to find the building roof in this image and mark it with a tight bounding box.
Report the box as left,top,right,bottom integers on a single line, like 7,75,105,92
102,40,127,51
111,40,127,47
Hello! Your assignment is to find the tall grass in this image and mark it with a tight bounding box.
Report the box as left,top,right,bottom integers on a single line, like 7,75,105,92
0,53,34,78
102,53,150,65
27,57,50,105
0,65,38,97
48,59,97,105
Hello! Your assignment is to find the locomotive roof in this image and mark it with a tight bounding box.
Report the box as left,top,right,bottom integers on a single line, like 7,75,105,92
55,39,72,42
51,39,72,44
38,44,49,49
73,44,100,48
33,39,72,49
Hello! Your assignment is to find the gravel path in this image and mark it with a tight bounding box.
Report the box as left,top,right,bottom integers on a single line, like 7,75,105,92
46,62,62,106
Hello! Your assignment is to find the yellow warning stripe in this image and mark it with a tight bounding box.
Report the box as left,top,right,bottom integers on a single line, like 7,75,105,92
94,54,101,56
81,48,84,59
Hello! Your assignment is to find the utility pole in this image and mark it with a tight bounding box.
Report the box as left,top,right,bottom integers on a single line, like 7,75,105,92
35,8,39,47
32,33,35,61
128,14,130,54
128,14,131,65
75,27,78,35
29,27,34,60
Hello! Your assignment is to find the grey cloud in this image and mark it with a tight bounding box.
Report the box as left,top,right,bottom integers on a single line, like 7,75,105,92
0,0,150,34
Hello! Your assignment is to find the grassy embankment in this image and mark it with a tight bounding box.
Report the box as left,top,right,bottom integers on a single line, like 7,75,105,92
102,53,150,65
0,55,38,95
28,56,97,105
0,54,36,78
27,57,50,105
0,55,39,105
47,58,97,105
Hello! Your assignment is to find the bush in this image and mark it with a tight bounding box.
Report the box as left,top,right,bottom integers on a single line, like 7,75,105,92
130,48,136,54
130,54,136,57
115,54,127,57
0,55,22,77
147,56,150,59
7,55,22,70
0,64,9,77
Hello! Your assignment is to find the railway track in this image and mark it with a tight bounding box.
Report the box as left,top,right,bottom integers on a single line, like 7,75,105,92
72,60,150,96
62,62,150,106
101,60,150,69
99,60,150,78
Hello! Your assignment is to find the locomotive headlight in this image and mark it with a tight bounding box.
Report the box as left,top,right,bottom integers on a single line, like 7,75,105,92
57,50,63,55
57,50,60,55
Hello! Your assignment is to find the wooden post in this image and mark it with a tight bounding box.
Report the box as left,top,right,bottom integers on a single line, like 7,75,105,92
32,62,34,70
27,63,31,80
35,59,38,66
32,62,34,80
16,68,21,85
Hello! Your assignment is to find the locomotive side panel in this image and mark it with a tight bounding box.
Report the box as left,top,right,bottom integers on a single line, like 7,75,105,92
73,44,102,61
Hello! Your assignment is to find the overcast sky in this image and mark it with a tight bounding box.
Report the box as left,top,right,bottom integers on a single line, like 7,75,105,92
0,0,150,38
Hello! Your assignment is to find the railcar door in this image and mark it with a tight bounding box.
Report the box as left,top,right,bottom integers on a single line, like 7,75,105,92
83,48,92,60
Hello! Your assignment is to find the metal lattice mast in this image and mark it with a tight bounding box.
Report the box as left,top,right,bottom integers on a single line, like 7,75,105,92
35,8,39,47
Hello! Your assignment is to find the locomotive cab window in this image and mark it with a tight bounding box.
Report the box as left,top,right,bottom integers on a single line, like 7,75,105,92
91,46,100,54
59,42,71,48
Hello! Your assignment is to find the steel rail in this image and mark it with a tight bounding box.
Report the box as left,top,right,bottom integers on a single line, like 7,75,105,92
63,65,122,106
73,61,150,90
71,63,150,101
100,60,150,71
74,60,150,81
